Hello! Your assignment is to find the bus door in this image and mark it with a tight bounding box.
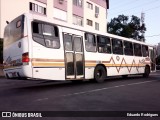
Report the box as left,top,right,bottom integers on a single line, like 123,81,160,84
149,48,156,72
63,33,84,79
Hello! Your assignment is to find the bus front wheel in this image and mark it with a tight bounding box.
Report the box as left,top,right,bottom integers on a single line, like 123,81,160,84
94,65,106,83
143,66,150,78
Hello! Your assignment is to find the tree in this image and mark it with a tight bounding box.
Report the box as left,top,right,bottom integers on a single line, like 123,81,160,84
107,15,146,42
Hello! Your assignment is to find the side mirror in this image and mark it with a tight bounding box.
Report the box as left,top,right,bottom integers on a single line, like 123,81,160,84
6,21,9,24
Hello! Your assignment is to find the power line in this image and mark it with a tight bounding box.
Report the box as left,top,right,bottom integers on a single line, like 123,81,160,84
126,5,160,16
110,0,139,11
109,0,159,15
146,34,160,37
145,5,160,12
109,4,160,18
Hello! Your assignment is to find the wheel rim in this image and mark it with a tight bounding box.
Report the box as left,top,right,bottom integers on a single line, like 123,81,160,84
146,67,150,75
96,70,102,79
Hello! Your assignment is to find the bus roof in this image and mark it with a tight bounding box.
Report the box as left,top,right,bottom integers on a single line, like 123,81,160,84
24,13,153,47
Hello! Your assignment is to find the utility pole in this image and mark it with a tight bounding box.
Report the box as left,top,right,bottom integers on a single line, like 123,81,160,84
141,12,145,42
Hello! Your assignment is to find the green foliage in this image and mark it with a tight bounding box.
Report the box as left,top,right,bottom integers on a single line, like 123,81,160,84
107,15,146,42
0,39,3,64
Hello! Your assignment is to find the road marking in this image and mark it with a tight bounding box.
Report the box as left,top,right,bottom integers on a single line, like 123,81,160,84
61,80,158,97
35,98,48,101
150,74,160,76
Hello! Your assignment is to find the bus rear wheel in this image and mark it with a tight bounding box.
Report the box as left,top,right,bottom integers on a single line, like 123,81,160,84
94,65,106,83
6,73,10,79
143,66,150,78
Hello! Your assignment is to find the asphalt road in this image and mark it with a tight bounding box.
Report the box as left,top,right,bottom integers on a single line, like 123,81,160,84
0,71,160,120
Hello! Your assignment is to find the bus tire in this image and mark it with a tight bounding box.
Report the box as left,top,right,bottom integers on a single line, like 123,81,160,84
6,73,10,79
94,65,106,83
143,66,150,78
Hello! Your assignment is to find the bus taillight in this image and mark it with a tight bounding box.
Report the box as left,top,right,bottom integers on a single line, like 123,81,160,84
22,52,30,62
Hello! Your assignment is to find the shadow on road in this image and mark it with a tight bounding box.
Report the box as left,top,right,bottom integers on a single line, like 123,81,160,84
13,75,155,92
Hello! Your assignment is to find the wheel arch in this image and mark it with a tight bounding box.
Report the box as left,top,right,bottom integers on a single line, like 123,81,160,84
94,64,107,75
93,64,107,83
145,64,151,73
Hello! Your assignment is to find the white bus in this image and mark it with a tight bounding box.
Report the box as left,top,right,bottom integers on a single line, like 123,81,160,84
3,13,156,82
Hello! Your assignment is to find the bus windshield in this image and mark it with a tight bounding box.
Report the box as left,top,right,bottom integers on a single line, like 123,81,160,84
4,15,24,47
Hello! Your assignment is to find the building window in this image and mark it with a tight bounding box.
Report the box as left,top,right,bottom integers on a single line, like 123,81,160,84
87,2,93,10
95,6,99,18
73,15,83,26
29,2,46,15
73,0,83,7
87,19,92,26
35,4,38,12
95,6,99,14
95,22,99,30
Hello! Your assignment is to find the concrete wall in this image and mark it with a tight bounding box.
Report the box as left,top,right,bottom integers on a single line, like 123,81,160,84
0,0,31,38
0,0,108,38
84,0,107,32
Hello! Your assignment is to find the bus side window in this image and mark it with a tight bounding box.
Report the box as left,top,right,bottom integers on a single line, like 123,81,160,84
134,43,142,56
97,35,111,54
32,21,60,49
32,22,42,34
112,39,123,55
43,24,55,36
85,33,96,52
43,24,60,49
124,41,133,56
142,45,149,57
32,22,45,46
43,24,59,37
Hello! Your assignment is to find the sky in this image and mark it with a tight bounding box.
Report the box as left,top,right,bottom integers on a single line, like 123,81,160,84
107,0,160,45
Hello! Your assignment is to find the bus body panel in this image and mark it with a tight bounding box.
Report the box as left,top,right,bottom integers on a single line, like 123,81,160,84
32,68,65,80
31,26,65,80
3,14,32,78
3,13,155,81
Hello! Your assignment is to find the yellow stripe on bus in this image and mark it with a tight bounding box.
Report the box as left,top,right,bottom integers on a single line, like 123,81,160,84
32,62,65,67
85,63,145,67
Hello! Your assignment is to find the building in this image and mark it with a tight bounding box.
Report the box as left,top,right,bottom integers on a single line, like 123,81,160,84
0,0,109,40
